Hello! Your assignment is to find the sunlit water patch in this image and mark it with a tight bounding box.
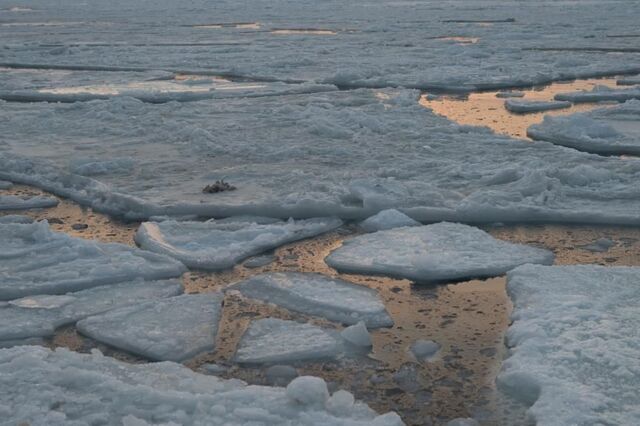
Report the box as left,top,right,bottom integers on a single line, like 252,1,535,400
420,77,621,139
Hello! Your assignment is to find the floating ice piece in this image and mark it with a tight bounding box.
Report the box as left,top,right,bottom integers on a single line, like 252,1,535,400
0,221,186,300
617,75,640,86
360,209,420,232
528,101,640,155
235,318,343,364
286,376,330,406
555,85,640,103
326,390,357,416
0,215,32,224
265,364,298,386
504,99,571,113
0,89,219,104
243,254,276,268
136,218,342,270
229,272,393,328
0,279,183,342
410,340,441,361
496,91,524,98
77,293,223,362
326,222,554,282
341,321,372,347
0,180,12,189
499,264,640,425
0,195,58,211
0,346,400,425
580,237,614,252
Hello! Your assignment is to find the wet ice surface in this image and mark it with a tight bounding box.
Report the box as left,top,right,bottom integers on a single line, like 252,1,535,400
4,186,640,424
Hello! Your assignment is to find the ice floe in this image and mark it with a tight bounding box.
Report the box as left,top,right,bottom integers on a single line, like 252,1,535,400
326,222,554,282
0,180,12,189
410,340,441,361
77,293,223,362
228,272,393,328
499,264,640,425
360,209,420,232
340,321,372,347
528,100,640,155
136,218,342,270
0,278,183,342
504,99,571,113
235,318,345,364
617,75,640,86
0,220,186,300
0,194,58,210
555,85,640,103
0,346,401,425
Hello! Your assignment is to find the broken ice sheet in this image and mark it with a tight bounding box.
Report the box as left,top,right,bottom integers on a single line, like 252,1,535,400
326,222,554,282
77,293,223,362
0,195,58,211
229,272,393,328
135,217,342,270
0,279,183,342
0,220,186,300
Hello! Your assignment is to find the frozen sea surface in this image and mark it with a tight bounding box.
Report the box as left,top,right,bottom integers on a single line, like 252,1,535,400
135,217,342,270
0,278,182,342
4,89,640,224
528,100,640,155
229,272,393,328
499,264,640,426
0,221,186,300
326,222,554,282
77,293,223,362
0,346,402,425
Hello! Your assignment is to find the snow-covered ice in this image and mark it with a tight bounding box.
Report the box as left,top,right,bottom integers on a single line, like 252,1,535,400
528,100,640,155
135,218,342,270
228,272,393,328
0,194,58,210
77,293,223,362
5,89,640,224
360,209,420,232
0,346,402,425
504,99,571,113
326,222,554,282
235,318,345,364
0,278,183,342
555,85,640,103
499,264,640,426
0,221,186,300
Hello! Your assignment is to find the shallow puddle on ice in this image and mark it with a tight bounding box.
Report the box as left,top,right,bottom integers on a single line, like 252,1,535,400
4,185,640,424
420,77,620,139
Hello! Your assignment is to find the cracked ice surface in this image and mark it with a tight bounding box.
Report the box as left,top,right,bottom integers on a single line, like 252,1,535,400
77,293,223,362
1,1,640,91
0,278,183,343
0,346,403,425
528,100,640,155
0,220,186,300
4,90,640,224
135,217,342,270
229,272,393,328
499,265,640,426
325,222,554,282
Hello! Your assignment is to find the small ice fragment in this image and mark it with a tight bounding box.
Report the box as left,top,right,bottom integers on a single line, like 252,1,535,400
286,376,330,406
265,365,298,386
341,321,372,347
360,209,420,232
243,254,276,268
496,91,525,98
581,237,614,252
410,339,441,360
326,390,355,416
201,363,228,375
446,419,480,426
